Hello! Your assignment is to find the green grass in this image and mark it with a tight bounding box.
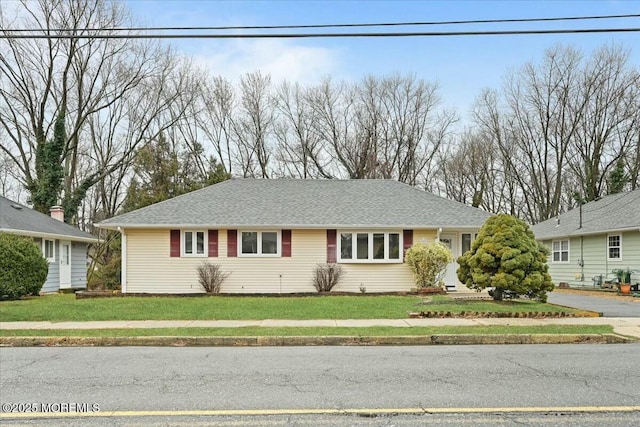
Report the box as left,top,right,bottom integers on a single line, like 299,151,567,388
0,325,612,337
0,294,580,322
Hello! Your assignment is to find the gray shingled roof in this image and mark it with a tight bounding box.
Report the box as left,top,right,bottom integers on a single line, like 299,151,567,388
532,189,640,240
0,196,98,242
97,178,491,229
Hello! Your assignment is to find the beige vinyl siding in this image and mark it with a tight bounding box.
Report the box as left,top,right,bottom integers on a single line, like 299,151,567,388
126,229,200,293
124,228,439,294
414,230,438,245
219,229,325,293
126,229,338,293
335,263,413,292
542,231,640,287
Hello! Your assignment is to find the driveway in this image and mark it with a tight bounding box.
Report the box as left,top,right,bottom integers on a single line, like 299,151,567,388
548,291,640,317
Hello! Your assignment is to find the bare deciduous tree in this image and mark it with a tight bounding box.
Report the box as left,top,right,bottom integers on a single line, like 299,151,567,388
233,71,274,178
468,44,639,223
0,0,190,223
198,76,236,175
307,78,364,178
272,81,332,178
567,45,640,200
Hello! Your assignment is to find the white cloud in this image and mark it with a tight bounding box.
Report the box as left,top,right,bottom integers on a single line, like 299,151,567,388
191,39,343,85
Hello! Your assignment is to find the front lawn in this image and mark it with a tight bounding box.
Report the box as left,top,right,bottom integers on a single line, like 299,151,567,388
0,294,580,322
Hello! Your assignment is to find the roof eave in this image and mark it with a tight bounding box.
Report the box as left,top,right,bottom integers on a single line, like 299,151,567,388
0,228,100,243
97,223,486,230
535,225,640,240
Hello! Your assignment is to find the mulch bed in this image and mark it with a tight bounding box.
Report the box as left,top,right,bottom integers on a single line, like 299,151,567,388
74,290,444,299
553,287,640,301
408,311,598,319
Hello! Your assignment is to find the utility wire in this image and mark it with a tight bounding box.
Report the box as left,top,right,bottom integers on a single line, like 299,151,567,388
2,13,639,32
2,28,640,39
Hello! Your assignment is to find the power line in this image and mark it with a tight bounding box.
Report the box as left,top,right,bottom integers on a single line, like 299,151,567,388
2,13,640,32
1,28,639,39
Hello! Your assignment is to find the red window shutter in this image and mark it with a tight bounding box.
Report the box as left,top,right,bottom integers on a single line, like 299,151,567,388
403,229,413,259
170,230,181,257
282,230,292,257
327,229,337,263
208,230,218,257
227,230,237,257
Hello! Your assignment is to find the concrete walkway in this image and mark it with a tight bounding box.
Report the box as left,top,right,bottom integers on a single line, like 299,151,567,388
2,318,640,339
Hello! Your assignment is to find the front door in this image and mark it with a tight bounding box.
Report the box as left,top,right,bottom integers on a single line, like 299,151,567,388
59,241,71,289
439,234,459,290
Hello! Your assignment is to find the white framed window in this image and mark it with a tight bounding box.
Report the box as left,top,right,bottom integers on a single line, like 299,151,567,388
461,233,475,255
607,234,621,260
182,230,206,257
239,231,280,257
338,231,402,263
552,239,569,263
42,239,55,262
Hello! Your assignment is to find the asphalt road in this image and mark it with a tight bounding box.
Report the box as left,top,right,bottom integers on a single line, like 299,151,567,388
547,292,640,317
1,345,639,425
1,412,639,426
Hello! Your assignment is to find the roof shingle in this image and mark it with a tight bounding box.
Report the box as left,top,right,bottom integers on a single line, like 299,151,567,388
532,189,640,240
0,196,98,242
98,178,491,229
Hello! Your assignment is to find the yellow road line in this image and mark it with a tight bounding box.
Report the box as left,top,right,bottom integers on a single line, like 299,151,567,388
1,406,639,419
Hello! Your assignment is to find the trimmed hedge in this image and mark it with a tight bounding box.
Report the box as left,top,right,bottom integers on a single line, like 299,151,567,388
0,233,49,299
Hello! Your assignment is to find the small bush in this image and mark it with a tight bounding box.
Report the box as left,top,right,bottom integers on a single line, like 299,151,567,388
197,261,230,293
312,263,344,292
87,231,121,290
0,233,49,299
87,254,121,290
405,242,453,289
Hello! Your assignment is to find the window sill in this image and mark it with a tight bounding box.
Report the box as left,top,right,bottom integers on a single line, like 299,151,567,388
238,254,281,258
338,259,403,264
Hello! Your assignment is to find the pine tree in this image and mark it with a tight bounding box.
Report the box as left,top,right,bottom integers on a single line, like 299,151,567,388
122,134,230,212
607,159,628,194
457,214,554,301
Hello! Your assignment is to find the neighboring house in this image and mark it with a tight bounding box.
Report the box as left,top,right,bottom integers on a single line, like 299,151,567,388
97,179,491,294
532,189,640,287
0,196,99,293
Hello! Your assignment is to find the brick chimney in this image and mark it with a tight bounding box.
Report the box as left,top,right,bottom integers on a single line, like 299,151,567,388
50,206,64,222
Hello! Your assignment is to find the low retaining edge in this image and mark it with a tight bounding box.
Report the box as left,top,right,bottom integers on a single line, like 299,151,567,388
0,334,632,347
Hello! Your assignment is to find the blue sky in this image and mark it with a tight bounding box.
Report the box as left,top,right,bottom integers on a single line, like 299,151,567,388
128,0,639,120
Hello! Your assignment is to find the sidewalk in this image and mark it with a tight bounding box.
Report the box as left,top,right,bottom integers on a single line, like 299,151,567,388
2,317,640,338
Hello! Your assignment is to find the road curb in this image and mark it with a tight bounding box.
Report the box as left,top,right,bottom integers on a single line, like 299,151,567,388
0,334,633,347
